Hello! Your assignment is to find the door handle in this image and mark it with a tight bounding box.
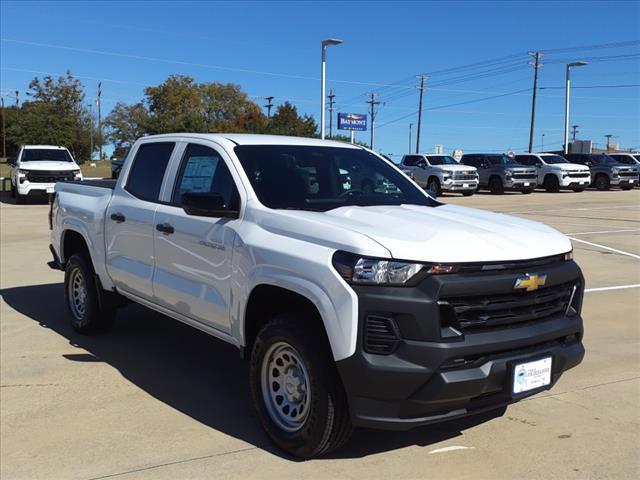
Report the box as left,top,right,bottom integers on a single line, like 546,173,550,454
110,212,125,223
156,223,175,234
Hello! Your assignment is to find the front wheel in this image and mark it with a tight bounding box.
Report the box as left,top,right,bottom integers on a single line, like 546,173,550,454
521,189,534,194
572,187,585,192
489,177,504,194
64,253,115,333
462,190,474,197
595,175,610,191
249,314,352,458
427,178,442,197
544,175,560,193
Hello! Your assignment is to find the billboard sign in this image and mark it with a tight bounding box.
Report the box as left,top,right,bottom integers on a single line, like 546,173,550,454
338,113,367,131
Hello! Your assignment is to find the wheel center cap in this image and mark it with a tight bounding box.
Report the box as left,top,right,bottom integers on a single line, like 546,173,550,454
283,367,304,402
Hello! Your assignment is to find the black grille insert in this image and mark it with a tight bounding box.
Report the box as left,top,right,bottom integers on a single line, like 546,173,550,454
440,281,578,333
26,170,76,183
364,315,401,355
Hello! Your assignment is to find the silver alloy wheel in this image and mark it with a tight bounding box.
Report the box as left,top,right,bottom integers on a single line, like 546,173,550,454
261,341,311,432
68,268,88,320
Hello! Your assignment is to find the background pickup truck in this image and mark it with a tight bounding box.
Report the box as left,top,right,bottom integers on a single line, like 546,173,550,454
10,145,82,203
399,153,478,196
49,133,585,458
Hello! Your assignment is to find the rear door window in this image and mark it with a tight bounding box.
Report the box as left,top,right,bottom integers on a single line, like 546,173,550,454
125,142,175,202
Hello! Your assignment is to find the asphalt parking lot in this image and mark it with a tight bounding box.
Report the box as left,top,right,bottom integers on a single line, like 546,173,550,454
1,189,639,480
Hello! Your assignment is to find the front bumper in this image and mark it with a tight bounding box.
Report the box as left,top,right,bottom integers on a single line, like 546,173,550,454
559,176,591,188
442,179,478,192
612,176,638,187
504,178,537,191
336,260,585,430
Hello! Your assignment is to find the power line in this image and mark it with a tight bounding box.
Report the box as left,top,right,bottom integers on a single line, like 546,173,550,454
540,84,640,89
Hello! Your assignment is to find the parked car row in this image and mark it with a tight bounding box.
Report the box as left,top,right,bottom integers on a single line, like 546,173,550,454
399,151,638,195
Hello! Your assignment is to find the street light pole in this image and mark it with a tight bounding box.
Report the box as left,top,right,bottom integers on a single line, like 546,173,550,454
321,38,342,140
564,61,588,154
541,133,545,152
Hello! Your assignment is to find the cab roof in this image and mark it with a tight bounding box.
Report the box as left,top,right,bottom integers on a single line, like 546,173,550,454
141,133,362,149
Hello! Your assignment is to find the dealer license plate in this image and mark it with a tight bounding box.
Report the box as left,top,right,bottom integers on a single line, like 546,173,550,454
463,183,469,188
46,187,55,193
513,357,552,394
524,182,530,187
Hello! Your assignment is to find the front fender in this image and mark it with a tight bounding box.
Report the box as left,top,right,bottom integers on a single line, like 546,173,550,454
237,265,358,362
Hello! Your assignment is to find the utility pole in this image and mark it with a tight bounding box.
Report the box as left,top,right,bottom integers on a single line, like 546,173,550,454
415,75,427,153
15,90,19,106
409,123,413,153
605,134,617,152
327,89,336,138
264,96,275,119
1,96,5,158
571,125,579,142
366,92,381,150
89,104,94,160
97,82,103,161
527,52,543,153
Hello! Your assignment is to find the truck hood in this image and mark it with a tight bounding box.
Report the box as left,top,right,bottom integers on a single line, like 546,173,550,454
18,161,79,171
261,203,572,263
548,164,590,172
431,164,477,174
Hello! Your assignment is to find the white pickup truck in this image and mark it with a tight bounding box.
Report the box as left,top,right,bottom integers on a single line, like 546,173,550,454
399,154,479,196
10,145,83,203
49,134,585,458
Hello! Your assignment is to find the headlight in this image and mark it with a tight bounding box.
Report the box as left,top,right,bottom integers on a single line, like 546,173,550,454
505,171,513,178
332,251,456,286
443,170,453,176
18,169,29,175
612,168,619,175
73,169,81,176
564,251,573,261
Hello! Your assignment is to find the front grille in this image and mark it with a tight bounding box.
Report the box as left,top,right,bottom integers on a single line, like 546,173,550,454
512,172,537,180
619,171,638,178
440,281,578,333
25,170,76,183
453,173,477,181
567,172,589,178
364,315,401,355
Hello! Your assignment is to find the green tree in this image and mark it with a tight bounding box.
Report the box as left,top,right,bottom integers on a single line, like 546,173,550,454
144,75,206,133
7,72,94,162
105,102,151,154
267,102,317,137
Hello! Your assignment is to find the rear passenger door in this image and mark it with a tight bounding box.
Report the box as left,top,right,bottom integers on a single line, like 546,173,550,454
105,142,176,300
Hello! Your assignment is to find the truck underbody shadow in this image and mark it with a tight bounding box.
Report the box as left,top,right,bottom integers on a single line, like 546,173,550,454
1,282,504,460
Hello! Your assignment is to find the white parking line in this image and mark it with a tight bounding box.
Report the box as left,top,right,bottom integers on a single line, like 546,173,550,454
569,229,640,236
568,237,640,260
506,205,640,215
585,284,640,293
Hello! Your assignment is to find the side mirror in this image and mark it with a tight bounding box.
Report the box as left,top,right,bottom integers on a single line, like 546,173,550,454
181,192,239,219
417,160,427,169
426,188,438,199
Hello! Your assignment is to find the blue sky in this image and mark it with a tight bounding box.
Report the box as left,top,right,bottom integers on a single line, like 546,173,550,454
1,0,639,159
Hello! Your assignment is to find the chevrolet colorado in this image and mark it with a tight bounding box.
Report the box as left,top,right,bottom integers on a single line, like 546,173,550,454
49,134,585,458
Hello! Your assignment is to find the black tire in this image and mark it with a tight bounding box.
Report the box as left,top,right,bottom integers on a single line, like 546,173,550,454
543,175,560,193
462,190,474,197
10,183,16,198
249,314,352,459
620,185,633,191
427,177,442,197
489,177,504,194
521,188,534,194
571,187,585,192
64,253,115,333
595,174,610,191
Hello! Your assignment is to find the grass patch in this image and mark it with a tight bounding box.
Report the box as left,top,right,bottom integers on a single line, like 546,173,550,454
0,159,112,179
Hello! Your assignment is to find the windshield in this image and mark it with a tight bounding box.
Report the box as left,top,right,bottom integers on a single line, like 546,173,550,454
234,145,437,212
427,155,458,165
634,155,640,162
21,149,73,162
612,155,636,165
487,154,519,166
542,155,569,164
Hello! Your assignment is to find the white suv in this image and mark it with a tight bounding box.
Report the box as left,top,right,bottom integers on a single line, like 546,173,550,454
515,153,591,192
10,145,83,203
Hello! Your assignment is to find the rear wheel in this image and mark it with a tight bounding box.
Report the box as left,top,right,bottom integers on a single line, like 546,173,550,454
489,177,504,194
64,253,115,333
543,175,560,193
595,174,610,191
249,314,352,458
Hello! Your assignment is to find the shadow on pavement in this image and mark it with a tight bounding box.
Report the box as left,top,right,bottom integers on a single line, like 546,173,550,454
1,282,504,460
